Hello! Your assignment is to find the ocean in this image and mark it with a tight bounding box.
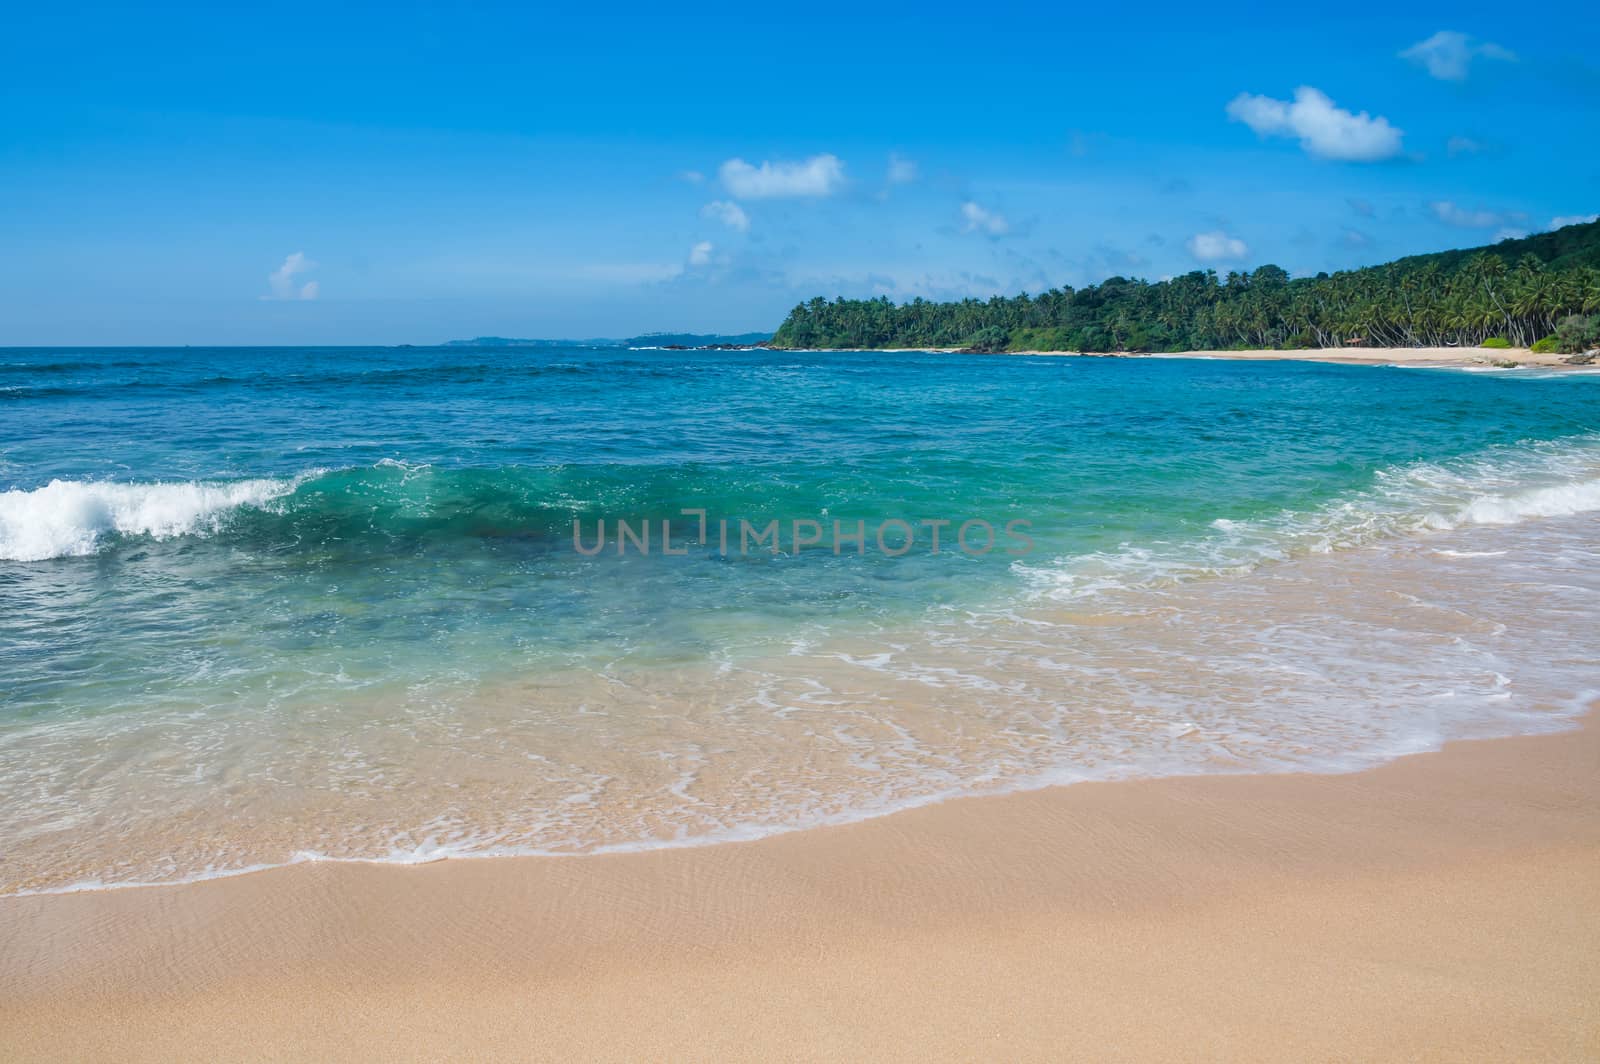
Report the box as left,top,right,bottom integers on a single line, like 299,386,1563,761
3,345,1598,893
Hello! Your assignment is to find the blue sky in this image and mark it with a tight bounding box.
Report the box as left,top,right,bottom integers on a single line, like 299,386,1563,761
2,1,1596,344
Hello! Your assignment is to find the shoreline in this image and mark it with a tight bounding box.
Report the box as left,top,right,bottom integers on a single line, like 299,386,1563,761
6,716,1582,904
6,349,1599,1059
4,709,1595,1061
777,344,1591,369
6,712,1588,904
1122,345,1581,368
8,382,1600,902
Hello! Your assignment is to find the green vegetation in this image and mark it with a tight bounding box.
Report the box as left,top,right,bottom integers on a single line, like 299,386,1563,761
771,220,1600,353
1552,314,1600,354
1481,337,1512,349
1532,335,1560,354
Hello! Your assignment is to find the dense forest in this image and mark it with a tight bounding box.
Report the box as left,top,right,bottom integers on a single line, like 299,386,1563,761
771,219,1600,353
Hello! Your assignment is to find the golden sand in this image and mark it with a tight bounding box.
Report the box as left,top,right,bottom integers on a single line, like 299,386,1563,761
1147,345,1572,368
873,344,1580,368
2,710,1596,1062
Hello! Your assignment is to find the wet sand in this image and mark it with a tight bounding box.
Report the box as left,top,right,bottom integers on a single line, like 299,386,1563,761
2,709,1595,1062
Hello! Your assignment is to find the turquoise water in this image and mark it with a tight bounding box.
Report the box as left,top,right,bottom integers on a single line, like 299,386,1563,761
3,347,1599,891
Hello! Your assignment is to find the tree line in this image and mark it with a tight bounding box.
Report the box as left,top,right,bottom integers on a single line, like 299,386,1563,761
770,220,1600,353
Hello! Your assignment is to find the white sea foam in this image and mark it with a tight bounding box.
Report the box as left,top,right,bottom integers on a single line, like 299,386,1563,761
0,476,304,561
7,437,1600,896
1021,435,1600,601
1459,478,1600,525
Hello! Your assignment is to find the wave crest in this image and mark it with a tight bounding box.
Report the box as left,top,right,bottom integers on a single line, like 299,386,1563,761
9,435,1600,567
1021,435,1600,600
0,477,303,561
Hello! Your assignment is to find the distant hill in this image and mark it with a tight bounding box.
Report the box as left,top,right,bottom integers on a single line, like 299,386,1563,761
441,332,772,349
441,336,625,348
771,218,1600,352
625,332,772,347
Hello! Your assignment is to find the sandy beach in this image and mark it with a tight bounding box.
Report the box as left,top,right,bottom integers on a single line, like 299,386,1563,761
6,344,1599,1062
847,345,1587,369
1138,345,1582,368
3,707,1595,1062
9,4,1598,1060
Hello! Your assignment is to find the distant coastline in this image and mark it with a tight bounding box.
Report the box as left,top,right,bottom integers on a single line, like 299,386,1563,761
768,219,1600,357
443,332,772,349
444,222,1600,363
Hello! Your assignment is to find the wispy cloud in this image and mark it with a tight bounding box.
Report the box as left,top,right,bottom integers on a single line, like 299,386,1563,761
264,252,319,301
886,154,918,185
700,200,750,232
1187,231,1249,262
688,240,714,266
1430,201,1526,228
1446,136,1487,157
1549,214,1599,230
960,201,1009,236
1401,31,1516,81
718,154,845,198
1227,87,1403,162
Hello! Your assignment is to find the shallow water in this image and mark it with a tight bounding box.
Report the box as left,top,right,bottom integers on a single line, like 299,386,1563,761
3,347,1598,892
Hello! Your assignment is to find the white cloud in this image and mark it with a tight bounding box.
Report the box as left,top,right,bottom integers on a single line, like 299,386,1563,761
688,241,714,266
1431,201,1524,228
700,200,749,232
887,154,918,184
960,201,1009,236
1401,31,1516,81
1549,214,1599,230
1226,86,1403,162
718,154,844,199
1187,231,1249,262
264,251,319,300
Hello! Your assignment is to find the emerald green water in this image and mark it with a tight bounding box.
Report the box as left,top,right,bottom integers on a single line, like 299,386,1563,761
2,347,1598,891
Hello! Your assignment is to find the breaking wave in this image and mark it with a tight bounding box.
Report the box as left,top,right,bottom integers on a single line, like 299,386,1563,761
8,436,1600,575
0,476,307,561
1021,434,1600,600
